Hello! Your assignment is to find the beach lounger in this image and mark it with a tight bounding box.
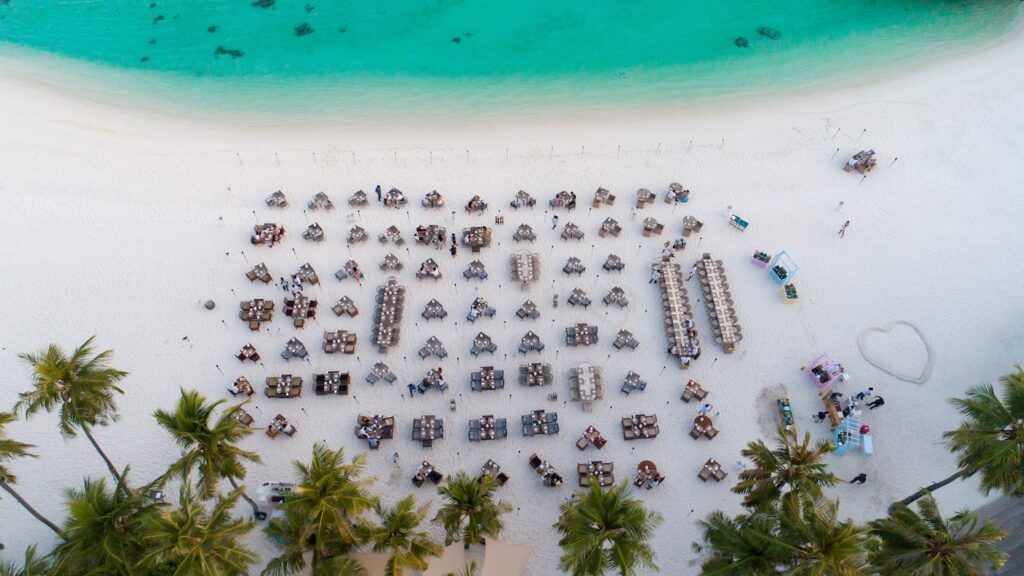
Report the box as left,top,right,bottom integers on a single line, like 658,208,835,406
713,469,727,481
705,427,719,439
689,426,702,439
698,468,711,482
576,437,589,450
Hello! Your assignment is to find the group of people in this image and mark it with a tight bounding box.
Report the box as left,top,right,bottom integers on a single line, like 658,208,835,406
814,386,885,423
408,367,447,395
279,275,304,298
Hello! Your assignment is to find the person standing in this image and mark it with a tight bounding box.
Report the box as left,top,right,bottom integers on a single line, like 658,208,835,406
854,387,875,401
450,244,457,258
551,214,559,229
867,396,885,410
838,220,850,237
849,473,867,484
685,263,698,281
375,185,382,202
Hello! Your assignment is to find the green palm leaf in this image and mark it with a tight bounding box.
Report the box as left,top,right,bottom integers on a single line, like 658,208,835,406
433,471,511,545
870,494,1007,575
49,469,160,575
262,443,376,575
137,481,258,575
733,428,840,508
153,389,260,499
359,494,443,576
943,366,1024,497
553,479,663,576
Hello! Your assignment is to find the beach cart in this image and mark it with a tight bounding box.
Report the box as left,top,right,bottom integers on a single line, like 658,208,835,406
783,283,799,303
805,354,847,392
769,251,798,285
752,251,771,268
832,415,863,456
776,397,795,433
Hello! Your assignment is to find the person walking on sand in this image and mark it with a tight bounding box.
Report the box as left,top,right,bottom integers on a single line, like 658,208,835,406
867,396,885,410
551,214,559,229
450,244,457,258
685,263,698,281
849,472,867,484
838,220,850,238
375,185,382,202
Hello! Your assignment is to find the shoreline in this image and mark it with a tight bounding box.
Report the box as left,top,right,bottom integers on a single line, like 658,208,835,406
0,12,1021,137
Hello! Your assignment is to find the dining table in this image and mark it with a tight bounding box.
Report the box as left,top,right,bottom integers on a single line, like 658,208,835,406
694,414,713,433
577,364,597,401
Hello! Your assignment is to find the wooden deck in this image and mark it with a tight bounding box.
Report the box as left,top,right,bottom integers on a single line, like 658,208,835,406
978,496,1024,574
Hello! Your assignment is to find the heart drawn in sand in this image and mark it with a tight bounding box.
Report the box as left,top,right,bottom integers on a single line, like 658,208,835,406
858,321,933,385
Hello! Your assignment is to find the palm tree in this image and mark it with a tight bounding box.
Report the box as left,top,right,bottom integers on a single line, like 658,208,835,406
49,470,160,575
358,494,442,576
553,479,663,576
0,546,52,576
733,428,840,508
0,411,61,534
899,366,1024,508
153,389,262,517
137,481,259,575
262,443,376,576
776,495,875,576
16,337,128,482
693,508,790,575
434,471,512,546
869,495,1007,575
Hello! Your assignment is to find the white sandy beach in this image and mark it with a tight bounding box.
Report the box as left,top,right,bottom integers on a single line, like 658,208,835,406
1,24,1024,575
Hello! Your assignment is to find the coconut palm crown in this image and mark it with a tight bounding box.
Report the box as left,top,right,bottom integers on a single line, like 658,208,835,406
943,366,1024,496
732,428,840,508
869,495,1007,575
262,443,376,576
554,479,663,576
153,389,261,500
137,481,259,576
358,494,443,576
433,471,511,545
16,336,128,481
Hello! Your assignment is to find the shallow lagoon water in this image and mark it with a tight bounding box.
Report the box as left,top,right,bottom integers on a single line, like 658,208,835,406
0,1,1019,120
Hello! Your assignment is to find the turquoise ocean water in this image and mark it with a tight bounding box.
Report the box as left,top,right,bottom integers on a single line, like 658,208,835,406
0,1,1019,121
